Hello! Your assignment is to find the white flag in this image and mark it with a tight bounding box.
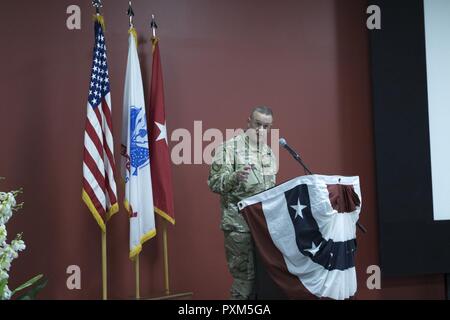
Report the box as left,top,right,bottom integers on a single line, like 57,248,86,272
121,29,156,260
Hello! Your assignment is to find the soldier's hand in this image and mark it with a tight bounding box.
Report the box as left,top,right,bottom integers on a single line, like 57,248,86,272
235,166,252,183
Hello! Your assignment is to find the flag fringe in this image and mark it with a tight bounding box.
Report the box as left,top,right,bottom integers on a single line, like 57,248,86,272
151,37,159,53
82,189,106,232
124,201,160,259
106,203,119,221
129,229,157,260
155,206,175,225
93,14,106,30
129,27,138,47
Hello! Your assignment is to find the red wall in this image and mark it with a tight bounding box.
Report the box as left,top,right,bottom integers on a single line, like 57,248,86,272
0,0,444,299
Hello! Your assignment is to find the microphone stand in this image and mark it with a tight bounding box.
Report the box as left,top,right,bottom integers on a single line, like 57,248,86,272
287,151,313,175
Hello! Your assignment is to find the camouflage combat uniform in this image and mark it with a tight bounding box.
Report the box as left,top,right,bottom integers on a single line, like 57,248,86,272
207,133,277,299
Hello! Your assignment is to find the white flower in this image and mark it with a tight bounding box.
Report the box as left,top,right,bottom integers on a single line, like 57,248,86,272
11,239,25,252
0,185,26,300
0,225,6,244
0,213,12,226
0,203,11,216
6,246,18,259
0,255,12,272
5,193,16,207
0,203,13,226
0,245,18,268
0,269,8,281
1,285,12,300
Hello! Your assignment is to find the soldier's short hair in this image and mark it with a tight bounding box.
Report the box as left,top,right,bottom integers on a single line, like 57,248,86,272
251,106,273,118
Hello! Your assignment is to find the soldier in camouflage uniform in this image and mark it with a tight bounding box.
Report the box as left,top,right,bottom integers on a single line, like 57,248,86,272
207,107,277,300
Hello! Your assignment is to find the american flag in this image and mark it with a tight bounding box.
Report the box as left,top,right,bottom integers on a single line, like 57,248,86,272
82,18,118,232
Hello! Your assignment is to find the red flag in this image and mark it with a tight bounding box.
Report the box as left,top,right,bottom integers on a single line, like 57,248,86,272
147,38,175,225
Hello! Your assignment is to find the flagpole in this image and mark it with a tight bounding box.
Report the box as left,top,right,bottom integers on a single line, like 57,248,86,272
127,1,140,300
92,0,108,301
151,14,158,39
163,220,170,295
128,1,135,29
135,254,140,299
101,230,107,300
92,0,102,15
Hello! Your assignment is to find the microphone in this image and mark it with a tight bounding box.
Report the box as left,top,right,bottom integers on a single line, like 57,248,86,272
279,137,367,234
279,138,300,161
279,138,312,174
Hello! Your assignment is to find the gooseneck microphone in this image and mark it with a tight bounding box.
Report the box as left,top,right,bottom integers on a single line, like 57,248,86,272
279,138,312,175
279,137,367,233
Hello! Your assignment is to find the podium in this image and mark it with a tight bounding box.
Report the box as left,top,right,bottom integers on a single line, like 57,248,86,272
239,175,362,300
254,246,286,300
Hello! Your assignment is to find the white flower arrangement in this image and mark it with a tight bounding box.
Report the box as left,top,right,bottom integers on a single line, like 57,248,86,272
0,178,45,300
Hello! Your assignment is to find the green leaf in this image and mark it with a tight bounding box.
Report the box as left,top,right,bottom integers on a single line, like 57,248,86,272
11,274,43,296
16,278,47,300
0,279,7,298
